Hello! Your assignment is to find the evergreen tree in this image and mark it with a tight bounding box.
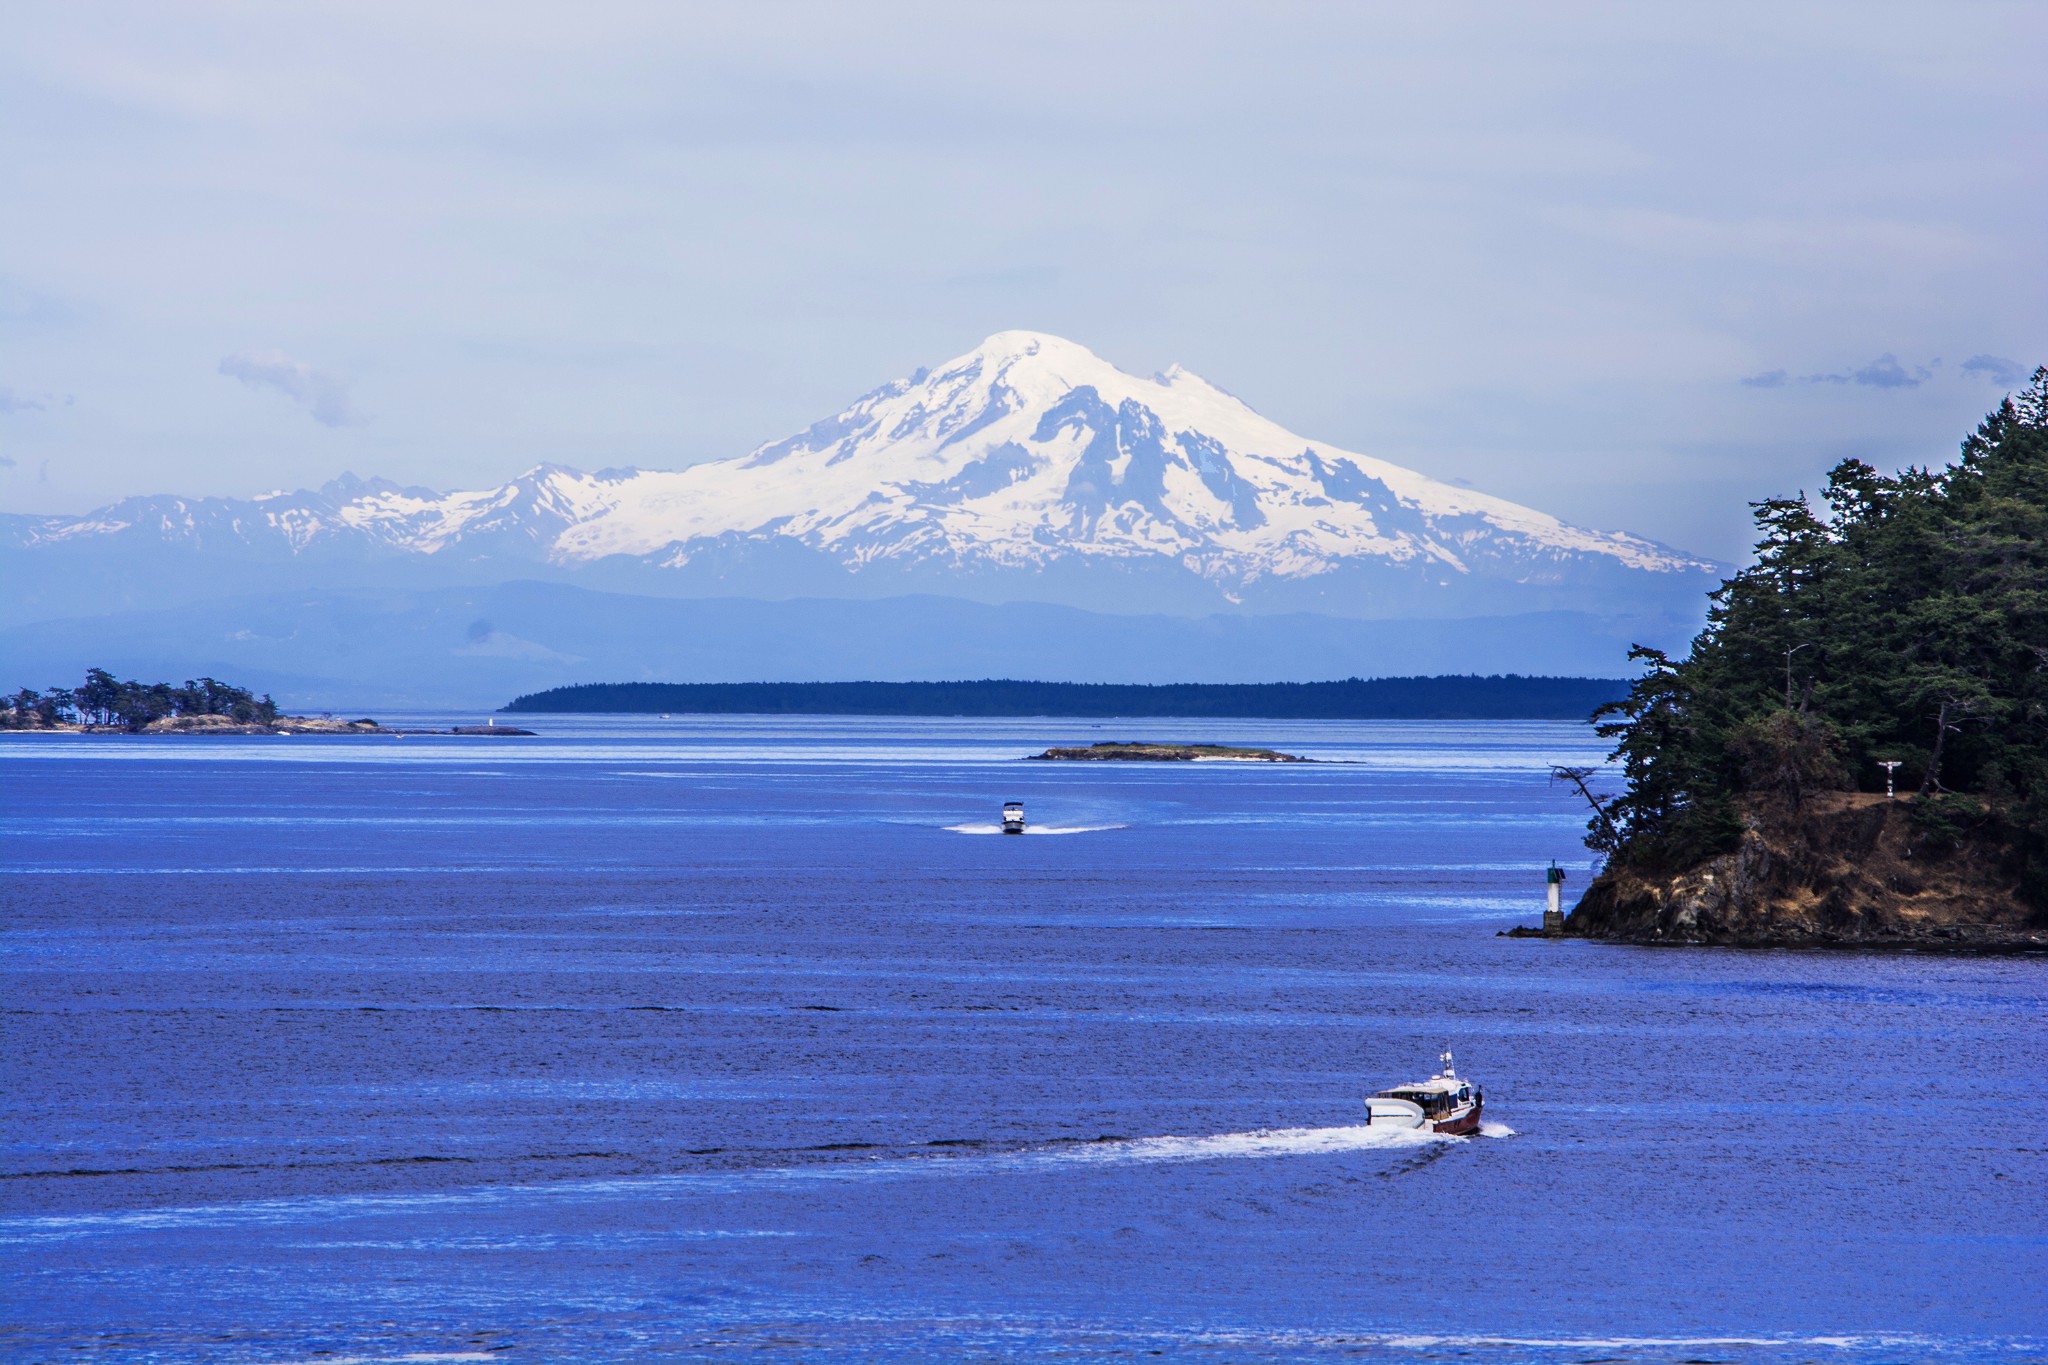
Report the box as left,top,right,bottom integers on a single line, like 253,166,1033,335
1589,369,2048,903
76,668,122,726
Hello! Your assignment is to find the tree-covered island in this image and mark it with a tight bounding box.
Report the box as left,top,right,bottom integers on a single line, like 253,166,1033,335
1,669,532,736
4,669,285,732
1558,369,2047,947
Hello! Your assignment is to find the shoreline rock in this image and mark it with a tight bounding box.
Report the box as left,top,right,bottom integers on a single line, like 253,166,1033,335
1561,793,2046,950
159,715,385,736
2,715,536,737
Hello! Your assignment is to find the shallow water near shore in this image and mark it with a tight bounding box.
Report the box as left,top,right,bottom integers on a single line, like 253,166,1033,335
3,715,2042,1363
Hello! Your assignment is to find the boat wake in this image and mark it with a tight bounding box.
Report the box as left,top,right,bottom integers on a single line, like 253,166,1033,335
1,1122,1463,1243
767,1124,1452,1186
1030,1124,1445,1168
267,1356,500,1365
1478,1120,1516,1138
944,822,1125,835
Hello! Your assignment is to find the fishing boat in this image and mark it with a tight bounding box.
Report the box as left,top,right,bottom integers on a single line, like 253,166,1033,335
1366,1050,1483,1134
1001,801,1026,834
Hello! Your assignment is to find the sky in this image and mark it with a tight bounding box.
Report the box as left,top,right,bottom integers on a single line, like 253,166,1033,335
0,1,2041,561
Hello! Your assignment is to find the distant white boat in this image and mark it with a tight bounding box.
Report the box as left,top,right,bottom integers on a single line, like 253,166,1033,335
1002,801,1026,835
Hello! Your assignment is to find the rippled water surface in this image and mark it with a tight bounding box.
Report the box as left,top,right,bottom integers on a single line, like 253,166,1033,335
3,716,2042,1363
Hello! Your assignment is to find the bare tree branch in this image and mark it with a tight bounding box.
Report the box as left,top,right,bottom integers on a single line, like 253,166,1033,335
1551,764,1621,852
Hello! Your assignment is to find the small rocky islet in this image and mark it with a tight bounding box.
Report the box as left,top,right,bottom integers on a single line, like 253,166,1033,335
1027,741,1310,763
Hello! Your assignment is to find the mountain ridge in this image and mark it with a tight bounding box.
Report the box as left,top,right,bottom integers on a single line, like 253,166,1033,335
4,331,1722,626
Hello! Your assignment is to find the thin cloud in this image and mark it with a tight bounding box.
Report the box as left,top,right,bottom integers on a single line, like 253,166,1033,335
1960,354,2027,386
1805,354,1929,389
219,350,362,427
0,385,48,413
1744,355,1941,390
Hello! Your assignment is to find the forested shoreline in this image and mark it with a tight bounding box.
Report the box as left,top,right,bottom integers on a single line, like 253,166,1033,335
502,675,1630,720
1563,369,2047,941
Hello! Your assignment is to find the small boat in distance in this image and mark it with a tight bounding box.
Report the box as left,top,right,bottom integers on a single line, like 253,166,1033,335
1001,801,1027,835
1368,1050,1483,1135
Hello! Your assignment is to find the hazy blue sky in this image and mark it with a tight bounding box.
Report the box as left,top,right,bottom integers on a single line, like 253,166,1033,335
1,2,2041,559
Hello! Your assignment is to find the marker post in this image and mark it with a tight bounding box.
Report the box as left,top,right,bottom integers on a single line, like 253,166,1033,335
1544,863,1567,936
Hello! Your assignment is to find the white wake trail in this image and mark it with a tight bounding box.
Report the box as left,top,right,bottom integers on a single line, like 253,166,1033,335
0,1123,1462,1245
944,822,1126,835
1024,1124,1447,1169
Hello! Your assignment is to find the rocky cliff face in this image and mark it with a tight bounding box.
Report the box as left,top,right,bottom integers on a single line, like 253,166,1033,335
1565,794,2045,948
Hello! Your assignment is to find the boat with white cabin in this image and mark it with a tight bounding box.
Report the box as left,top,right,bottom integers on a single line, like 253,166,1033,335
1365,1050,1484,1135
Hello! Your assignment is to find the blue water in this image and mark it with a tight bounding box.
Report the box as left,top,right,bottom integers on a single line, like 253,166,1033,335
3,716,2042,1363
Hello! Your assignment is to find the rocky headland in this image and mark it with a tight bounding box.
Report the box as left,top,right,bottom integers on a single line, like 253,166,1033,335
1536,376,2047,952
1564,793,2044,949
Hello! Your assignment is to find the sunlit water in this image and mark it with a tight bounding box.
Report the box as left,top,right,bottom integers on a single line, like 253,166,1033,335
2,716,2041,1362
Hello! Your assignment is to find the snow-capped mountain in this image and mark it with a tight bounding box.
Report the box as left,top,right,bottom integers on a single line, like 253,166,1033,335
9,467,603,561
3,331,1722,624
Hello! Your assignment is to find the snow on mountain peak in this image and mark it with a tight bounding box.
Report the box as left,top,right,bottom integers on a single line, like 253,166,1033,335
540,330,1713,588
10,330,1722,619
